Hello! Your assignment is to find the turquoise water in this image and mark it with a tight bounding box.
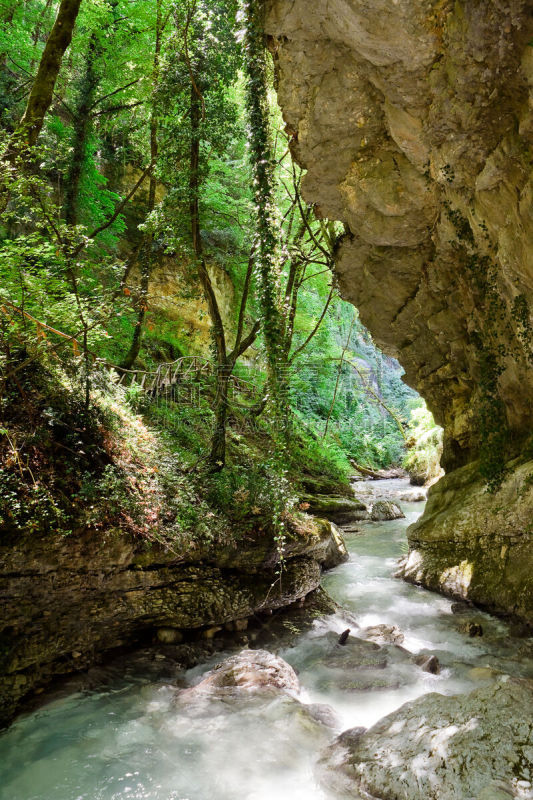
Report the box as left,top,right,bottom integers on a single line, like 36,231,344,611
1,480,531,800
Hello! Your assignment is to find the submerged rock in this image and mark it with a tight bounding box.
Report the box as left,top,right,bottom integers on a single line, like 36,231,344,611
306,631,416,694
318,678,533,800
400,489,427,503
461,620,484,638
370,501,405,521
450,601,474,615
306,702,340,729
317,728,368,798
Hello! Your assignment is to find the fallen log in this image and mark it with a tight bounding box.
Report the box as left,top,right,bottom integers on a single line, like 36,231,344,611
350,460,406,480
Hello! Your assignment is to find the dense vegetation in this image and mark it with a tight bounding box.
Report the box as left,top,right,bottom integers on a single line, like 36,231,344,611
0,0,438,543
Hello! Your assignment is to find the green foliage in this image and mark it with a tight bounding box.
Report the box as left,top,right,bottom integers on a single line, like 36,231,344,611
205,462,285,522
403,402,443,485
289,303,416,470
0,0,429,552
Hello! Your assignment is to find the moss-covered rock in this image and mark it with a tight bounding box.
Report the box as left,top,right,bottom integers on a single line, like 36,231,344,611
302,494,370,523
300,475,354,498
399,459,533,625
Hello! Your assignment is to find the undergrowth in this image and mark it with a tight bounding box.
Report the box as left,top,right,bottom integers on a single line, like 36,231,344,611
0,354,349,551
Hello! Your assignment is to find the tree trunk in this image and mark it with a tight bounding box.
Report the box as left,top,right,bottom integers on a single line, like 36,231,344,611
18,0,83,149
64,34,99,226
120,3,162,370
189,79,230,470
120,241,151,369
210,368,231,467
244,0,289,437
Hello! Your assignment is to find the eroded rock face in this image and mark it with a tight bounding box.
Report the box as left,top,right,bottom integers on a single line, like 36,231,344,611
400,459,533,621
266,0,533,622
0,518,340,727
318,678,533,800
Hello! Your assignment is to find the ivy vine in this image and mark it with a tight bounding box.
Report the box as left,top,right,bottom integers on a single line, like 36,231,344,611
243,0,290,570
445,202,533,490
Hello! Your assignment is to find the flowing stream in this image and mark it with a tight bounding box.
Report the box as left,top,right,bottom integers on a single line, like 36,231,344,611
1,479,532,800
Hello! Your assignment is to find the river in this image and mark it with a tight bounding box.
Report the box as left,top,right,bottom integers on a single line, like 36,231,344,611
1,479,532,800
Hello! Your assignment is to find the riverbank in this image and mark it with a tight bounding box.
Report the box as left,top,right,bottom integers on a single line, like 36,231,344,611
1,478,532,799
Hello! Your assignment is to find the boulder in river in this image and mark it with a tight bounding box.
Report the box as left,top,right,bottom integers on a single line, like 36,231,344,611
400,489,427,502
302,494,370,524
180,649,301,697
363,624,405,646
318,677,533,800
320,521,349,569
413,653,440,674
370,501,405,521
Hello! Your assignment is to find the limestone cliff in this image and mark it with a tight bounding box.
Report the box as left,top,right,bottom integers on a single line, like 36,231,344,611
265,0,533,622
115,167,238,359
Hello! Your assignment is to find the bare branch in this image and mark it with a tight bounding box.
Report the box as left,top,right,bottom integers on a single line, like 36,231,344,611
92,100,144,117
230,320,260,363
73,162,153,255
89,78,141,111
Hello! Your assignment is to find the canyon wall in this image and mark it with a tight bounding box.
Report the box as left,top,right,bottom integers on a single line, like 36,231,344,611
265,0,533,622
0,519,344,727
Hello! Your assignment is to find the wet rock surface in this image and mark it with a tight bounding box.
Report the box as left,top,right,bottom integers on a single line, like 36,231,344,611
370,501,405,521
400,489,426,503
399,461,533,624
0,516,344,727
1,478,533,800
362,624,405,646
319,678,533,800
413,653,440,674
178,649,301,696
265,0,533,623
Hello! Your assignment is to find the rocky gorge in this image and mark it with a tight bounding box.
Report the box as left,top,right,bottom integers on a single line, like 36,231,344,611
1,479,532,800
265,0,533,624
